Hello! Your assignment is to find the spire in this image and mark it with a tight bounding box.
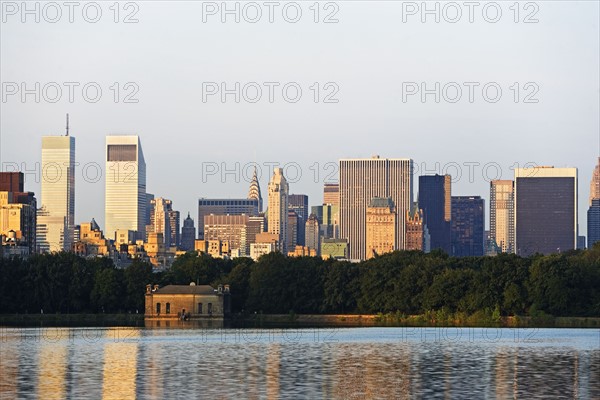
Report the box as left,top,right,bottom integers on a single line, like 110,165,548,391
66,113,69,136
248,167,263,212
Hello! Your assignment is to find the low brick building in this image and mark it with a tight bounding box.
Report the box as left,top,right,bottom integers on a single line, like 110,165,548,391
145,283,231,320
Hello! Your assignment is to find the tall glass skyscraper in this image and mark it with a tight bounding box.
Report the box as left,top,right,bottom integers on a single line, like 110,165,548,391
451,196,484,257
418,174,452,254
37,135,75,252
515,167,578,256
105,135,146,240
339,157,413,260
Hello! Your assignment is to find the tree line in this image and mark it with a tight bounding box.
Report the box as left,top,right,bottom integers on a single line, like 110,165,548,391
1,245,599,317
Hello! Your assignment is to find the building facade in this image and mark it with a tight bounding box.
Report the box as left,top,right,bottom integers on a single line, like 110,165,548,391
588,199,600,248
339,157,413,260
145,284,231,319
418,174,452,254
490,180,515,253
405,205,424,251
105,135,147,241
588,158,600,248
515,167,578,256
267,168,289,253
365,197,397,259
247,167,263,212
305,213,321,255
289,194,308,246
0,172,37,255
180,213,196,251
451,196,485,257
197,199,259,240
37,135,75,252
323,183,340,206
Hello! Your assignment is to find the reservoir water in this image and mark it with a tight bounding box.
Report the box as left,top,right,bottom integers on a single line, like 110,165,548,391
1,327,598,399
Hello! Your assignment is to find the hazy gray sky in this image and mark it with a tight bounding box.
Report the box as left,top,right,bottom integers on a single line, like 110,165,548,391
1,1,599,235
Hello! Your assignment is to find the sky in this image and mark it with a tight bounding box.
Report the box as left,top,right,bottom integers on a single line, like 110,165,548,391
1,1,599,236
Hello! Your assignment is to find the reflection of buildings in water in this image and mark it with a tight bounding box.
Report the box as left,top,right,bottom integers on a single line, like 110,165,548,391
266,343,280,399
332,343,413,400
0,330,20,398
102,328,139,400
138,330,163,399
492,348,513,399
37,328,67,400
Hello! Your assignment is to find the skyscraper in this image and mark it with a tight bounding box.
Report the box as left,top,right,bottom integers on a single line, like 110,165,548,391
0,172,37,255
180,212,196,252
365,197,396,259
168,209,180,248
405,204,424,251
248,167,263,212
590,157,600,204
490,180,515,253
323,183,339,206
305,214,320,255
267,168,289,253
451,196,485,257
289,194,308,246
105,135,146,240
339,157,413,260
149,198,172,246
37,134,75,252
197,199,259,239
588,158,600,248
515,167,578,256
418,174,451,254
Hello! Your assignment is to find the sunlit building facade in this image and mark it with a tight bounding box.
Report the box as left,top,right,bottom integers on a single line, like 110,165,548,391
340,157,413,260
267,168,289,253
37,135,75,252
105,135,146,241
490,180,515,253
365,197,396,259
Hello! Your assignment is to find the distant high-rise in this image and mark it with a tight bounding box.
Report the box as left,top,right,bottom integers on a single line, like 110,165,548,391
197,199,259,239
37,134,75,252
305,214,320,255
149,198,171,245
490,180,515,253
365,197,396,259
248,167,263,212
105,135,146,240
418,174,451,254
289,194,308,246
323,183,339,206
588,199,600,248
287,210,298,252
168,209,180,248
405,204,424,251
339,157,413,260
451,196,485,257
267,168,289,253
515,167,578,256
180,212,196,251
0,172,37,255
590,157,600,205
588,158,600,248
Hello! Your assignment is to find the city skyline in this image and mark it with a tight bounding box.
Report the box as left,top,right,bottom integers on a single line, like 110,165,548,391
2,2,598,239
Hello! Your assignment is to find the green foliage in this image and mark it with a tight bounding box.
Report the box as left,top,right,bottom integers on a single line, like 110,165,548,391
1,247,599,318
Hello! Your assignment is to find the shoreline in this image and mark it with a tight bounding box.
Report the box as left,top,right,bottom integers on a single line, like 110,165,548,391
1,313,599,329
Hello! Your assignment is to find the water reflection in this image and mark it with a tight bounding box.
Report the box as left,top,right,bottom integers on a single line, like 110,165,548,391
1,327,598,399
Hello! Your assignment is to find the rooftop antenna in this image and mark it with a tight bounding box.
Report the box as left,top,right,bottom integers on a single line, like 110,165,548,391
65,113,69,136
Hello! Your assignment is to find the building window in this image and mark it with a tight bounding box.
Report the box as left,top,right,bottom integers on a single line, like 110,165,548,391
198,303,203,314
156,303,161,314
208,303,213,315
166,303,171,314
